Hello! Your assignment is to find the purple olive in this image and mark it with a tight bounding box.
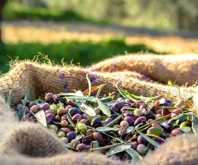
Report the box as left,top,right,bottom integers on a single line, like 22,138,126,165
131,103,139,108
72,114,82,122
46,113,55,124
120,153,129,161
154,137,165,144
102,118,113,126
124,116,134,126
161,109,170,116
145,111,155,120
45,109,53,114
125,98,134,103
76,143,89,151
93,132,104,143
40,103,50,111
131,141,138,150
23,106,30,115
28,101,37,108
120,106,131,113
86,129,95,136
57,108,67,115
172,108,182,115
137,144,147,155
80,119,87,124
68,107,81,116
45,93,53,102
111,105,119,113
82,136,93,144
66,131,77,142
91,117,101,128
61,114,67,121
137,135,147,145
21,115,30,121
30,105,39,113
17,104,23,111
112,102,124,110
118,129,126,138
60,127,71,134
111,114,119,120
134,116,147,126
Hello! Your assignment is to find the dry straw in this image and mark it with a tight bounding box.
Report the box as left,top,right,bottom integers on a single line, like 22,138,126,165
0,54,198,165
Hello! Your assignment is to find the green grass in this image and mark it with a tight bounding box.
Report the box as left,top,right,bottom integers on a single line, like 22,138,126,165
3,3,108,24
0,39,162,74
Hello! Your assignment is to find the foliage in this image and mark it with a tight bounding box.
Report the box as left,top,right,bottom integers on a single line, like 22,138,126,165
0,39,161,74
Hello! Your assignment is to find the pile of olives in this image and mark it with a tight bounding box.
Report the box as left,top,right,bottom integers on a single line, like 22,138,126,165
16,90,195,163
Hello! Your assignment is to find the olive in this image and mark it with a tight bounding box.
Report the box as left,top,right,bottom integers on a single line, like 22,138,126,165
125,98,134,103
58,131,65,138
137,135,147,145
120,106,131,113
45,109,53,114
120,120,129,128
102,118,113,126
66,131,77,142
120,153,129,161
111,105,119,113
112,102,124,110
60,120,68,127
134,109,143,117
57,108,67,115
45,93,53,102
50,104,57,114
60,127,71,134
86,129,95,136
68,107,81,116
93,132,104,143
28,101,37,108
21,115,30,121
55,115,61,121
30,105,39,113
171,128,183,136
118,129,126,138
46,113,55,124
17,104,23,111
131,141,138,150
61,114,67,121
65,105,72,112
154,137,164,144
76,143,89,152
161,122,174,133
70,139,80,148
124,116,134,126
82,136,93,144
131,103,139,108
40,103,50,111
72,114,82,122
23,106,30,115
111,114,119,120
60,137,68,144
134,116,147,126
80,119,87,124
91,117,102,128
29,116,36,123
137,144,147,155
48,124,58,133
171,113,177,118
145,111,155,120
180,121,188,128
139,104,147,110
161,109,170,116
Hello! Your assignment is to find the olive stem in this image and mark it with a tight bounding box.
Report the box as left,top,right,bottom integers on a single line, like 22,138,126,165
89,142,124,151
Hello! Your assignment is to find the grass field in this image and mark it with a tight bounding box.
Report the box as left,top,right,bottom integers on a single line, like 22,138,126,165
1,21,198,74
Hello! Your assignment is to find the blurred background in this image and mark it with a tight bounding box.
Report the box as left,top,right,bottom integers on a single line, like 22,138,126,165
0,0,198,74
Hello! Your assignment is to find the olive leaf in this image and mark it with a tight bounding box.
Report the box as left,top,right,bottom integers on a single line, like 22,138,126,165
77,103,96,117
86,74,92,96
168,112,193,124
105,115,122,127
105,144,131,157
16,109,24,120
76,134,83,140
97,98,111,117
125,148,142,164
67,113,76,127
126,126,135,134
25,86,36,101
136,130,160,148
31,110,47,127
96,84,106,98
96,127,119,132
91,141,100,153
192,114,198,135
101,132,124,143
6,90,12,106
178,127,192,133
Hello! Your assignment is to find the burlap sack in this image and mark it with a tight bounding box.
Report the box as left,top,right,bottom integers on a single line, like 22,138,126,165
90,54,198,86
0,56,198,165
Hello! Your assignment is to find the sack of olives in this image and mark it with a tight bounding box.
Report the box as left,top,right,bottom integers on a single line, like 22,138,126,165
0,56,198,165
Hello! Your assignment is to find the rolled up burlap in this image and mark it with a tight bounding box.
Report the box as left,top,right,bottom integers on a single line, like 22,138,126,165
0,56,198,165
90,54,198,86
